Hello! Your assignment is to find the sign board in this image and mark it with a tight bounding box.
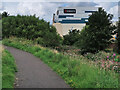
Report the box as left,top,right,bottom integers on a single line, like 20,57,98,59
64,9,76,13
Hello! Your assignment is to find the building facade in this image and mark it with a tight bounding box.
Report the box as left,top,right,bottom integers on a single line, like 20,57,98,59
53,7,99,36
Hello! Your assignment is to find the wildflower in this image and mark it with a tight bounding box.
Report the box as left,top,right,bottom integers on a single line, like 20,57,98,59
107,56,109,58
101,64,104,67
113,53,116,56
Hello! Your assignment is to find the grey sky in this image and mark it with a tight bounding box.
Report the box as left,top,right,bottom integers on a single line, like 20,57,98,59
1,1,119,24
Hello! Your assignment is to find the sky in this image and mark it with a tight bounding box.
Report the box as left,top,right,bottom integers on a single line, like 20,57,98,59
0,0,120,24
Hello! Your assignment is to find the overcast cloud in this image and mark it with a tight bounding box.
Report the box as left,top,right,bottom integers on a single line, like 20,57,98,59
1,1,119,24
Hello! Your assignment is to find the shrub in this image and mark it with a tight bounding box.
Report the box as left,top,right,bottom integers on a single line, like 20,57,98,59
63,29,80,45
2,14,62,47
0,20,1,39
75,25,95,54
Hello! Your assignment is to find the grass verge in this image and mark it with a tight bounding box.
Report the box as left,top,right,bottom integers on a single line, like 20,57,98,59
0,41,2,89
2,48,17,88
3,37,119,88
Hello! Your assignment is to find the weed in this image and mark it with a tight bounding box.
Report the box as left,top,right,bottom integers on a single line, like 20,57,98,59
2,49,17,88
2,37,119,88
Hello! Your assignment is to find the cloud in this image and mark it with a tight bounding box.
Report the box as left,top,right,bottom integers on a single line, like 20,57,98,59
0,2,2,10
94,2,118,21
2,2,60,23
94,2,118,10
2,1,119,23
118,1,120,17
108,5,118,21
60,2,97,7
17,2,44,16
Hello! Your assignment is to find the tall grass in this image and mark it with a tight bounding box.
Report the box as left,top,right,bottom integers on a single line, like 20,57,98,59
2,49,17,88
0,41,2,89
3,37,119,88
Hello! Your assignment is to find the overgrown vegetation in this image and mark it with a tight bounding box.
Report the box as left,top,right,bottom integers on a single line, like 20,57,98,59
81,8,116,53
0,41,2,89
2,12,62,47
63,8,116,54
117,17,120,54
2,49,17,88
0,19,2,39
3,37,119,88
63,29,80,45
2,12,9,18
1,9,119,88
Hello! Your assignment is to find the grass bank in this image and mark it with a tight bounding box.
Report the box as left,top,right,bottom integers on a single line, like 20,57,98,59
3,37,119,88
0,41,2,89
2,47,17,88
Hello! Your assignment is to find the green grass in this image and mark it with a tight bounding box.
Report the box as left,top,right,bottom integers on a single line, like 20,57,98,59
0,41,2,89
0,19,2,38
2,49,17,88
2,37,119,88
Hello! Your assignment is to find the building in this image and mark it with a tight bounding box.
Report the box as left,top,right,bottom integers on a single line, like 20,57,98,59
53,7,99,36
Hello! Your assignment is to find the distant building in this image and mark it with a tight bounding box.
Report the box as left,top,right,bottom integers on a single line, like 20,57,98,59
53,7,99,36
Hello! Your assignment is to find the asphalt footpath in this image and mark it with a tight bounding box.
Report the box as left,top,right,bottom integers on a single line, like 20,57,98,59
5,46,71,88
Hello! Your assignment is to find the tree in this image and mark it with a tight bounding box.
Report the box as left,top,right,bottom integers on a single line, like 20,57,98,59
2,14,62,47
63,29,80,45
117,18,120,54
77,8,116,54
2,12,9,18
0,13,1,19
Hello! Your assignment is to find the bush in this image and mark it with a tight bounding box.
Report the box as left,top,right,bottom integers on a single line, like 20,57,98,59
0,20,2,39
2,14,62,47
63,29,80,45
75,25,95,54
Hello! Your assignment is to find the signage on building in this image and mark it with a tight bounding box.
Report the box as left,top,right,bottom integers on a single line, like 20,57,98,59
64,9,76,13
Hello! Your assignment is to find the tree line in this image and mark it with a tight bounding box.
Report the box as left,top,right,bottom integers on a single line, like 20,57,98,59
1,8,120,54
2,12,62,47
63,8,120,54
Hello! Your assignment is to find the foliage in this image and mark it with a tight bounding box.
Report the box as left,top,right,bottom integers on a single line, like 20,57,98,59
2,14,62,47
84,51,120,73
0,13,1,19
76,8,116,54
2,49,17,88
3,37,119,88
0,20,2,39
55,45,80,54
75,25,93,54
2,12,9,18
117,17,120,54
63,29,80,45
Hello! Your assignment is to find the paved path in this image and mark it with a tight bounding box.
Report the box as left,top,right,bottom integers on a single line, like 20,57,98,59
5,46,70,88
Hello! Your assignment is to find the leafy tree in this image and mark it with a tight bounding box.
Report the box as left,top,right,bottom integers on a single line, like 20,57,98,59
0,13,1,19
63,29,80,45
2,12,9,18
2,14,62,47
77,8,116,54
117,18,120,54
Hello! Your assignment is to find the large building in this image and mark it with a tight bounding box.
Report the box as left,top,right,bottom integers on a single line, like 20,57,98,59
53,7,99,36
